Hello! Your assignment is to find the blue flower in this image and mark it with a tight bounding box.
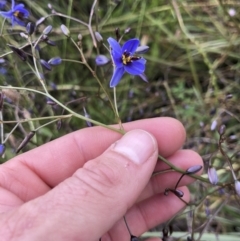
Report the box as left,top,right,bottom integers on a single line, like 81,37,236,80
0,0,29,26
107,37,147,88
0,0,6,9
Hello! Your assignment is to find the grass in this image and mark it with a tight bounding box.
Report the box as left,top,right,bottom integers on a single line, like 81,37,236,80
1,0,240,240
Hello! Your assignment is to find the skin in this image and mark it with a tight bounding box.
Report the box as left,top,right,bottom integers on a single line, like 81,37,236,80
0,117,203,241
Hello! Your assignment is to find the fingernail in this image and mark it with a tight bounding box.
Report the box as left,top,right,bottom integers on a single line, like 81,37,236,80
112,130,157,164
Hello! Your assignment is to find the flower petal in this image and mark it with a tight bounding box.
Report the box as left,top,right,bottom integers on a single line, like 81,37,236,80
110,67,125,87
124,58,146,75
107,37,123,67
0,10,12,18
122,38,139,54
107,37,121,56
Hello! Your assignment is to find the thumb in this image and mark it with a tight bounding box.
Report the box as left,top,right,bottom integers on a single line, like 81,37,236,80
3,130,158,241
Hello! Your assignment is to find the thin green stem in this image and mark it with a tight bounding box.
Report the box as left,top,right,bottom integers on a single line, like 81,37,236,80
0,86,124,134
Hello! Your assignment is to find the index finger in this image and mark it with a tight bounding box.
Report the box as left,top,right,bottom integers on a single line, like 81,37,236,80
0,117,185,199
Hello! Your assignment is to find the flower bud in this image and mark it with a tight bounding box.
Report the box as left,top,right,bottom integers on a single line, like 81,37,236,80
26,22,35,35
7,44,27,61
20,32,28,39
210,120,217,131
46,40,56,46
36,17,45,26
78,33,82,41
43,25,53,35
40,59,52,71
0,144,5,156
124,27,131,34
61,24,70,37
48,57,62,66
95,55,109,66
115,27,120,41
94,32,103,42
136,46,149,54
208,167,218,185
235,180,240,196
186,165,202,174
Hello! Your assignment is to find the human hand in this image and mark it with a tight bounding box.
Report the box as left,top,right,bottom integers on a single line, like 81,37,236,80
0,117,202,241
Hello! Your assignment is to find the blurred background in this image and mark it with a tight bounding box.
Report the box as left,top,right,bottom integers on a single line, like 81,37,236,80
0,0,240,240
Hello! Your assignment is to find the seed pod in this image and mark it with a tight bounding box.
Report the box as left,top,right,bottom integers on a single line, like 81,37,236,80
7,44,27,61
208,167,218,185
115,27,120,41
172,189,184,198
186,165,202,174
16,131,35,153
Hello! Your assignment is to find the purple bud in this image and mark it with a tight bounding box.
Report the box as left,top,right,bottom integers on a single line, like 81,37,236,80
95,55,109,66
210,120,217,131
0,144,5,156
208,167,218,185
43,25,53,35
26,22,35,35
46,40,56,46
48,57,62,66
7,44,27,61
235,180,240,196
40,59,52,71
36,17,45,26
186,165,202,174
136,46,149,54
61,24,70,37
